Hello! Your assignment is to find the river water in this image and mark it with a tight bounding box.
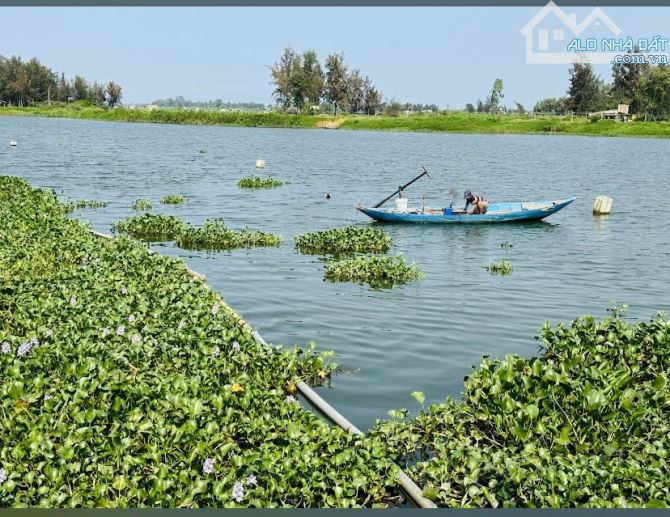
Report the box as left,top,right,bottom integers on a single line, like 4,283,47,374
1,116,668,429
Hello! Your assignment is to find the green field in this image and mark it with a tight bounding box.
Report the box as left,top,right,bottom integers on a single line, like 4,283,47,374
3,104,670,138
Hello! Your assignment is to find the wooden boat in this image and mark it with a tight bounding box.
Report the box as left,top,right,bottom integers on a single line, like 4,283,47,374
356,197,576,224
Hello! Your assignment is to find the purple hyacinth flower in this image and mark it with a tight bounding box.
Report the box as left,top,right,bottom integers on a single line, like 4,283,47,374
203,458,215,474
232,481,244,502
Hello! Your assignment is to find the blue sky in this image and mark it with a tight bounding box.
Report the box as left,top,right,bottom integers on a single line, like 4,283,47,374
1,6,669,108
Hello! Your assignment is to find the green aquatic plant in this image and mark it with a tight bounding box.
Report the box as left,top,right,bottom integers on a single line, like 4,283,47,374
487,259,513,275
67,199,108,210
295,226,392,255
372,312,670,508
160,194,187,205
324,255,424,288
112,213,187,241
237,176,284,189
176,218,281,250
0,176,398,508
131,198,152,211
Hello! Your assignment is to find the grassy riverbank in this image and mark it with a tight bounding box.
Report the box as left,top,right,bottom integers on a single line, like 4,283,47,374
3,104,670,137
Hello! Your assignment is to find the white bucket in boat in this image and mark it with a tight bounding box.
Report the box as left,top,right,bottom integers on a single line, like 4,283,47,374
593,195,613,215
395,197,408,212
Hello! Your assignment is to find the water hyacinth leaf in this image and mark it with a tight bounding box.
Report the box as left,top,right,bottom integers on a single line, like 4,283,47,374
410,391,425,407
9,381,23,399
585,389,605,410
524,404,539,420
653,373,667,391
287,422,300,439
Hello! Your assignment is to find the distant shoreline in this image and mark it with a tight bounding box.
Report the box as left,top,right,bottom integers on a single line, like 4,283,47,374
2,105,670,139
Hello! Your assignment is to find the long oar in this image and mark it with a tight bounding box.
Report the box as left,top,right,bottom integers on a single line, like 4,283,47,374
372,165,431,208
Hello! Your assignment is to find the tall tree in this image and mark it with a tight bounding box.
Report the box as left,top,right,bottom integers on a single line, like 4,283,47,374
288,53,305,108
301,49,324,106
72,75,89,101
105,81,122,107
362,75,381,115
612,49,650,113
88,81,106,105
269,46,297,110
488,78,504,113
56,72,71,102
325,52,348,115
347,68,365,113
567,63,603,113
639,66,670,119
24,57,55,103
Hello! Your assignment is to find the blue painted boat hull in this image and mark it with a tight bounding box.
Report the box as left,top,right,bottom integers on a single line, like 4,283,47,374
357,198,576,224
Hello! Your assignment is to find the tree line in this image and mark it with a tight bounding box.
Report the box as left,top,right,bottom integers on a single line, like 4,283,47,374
151,97,267,111
0,55,122,107
534,53,670,118
269,47,382,115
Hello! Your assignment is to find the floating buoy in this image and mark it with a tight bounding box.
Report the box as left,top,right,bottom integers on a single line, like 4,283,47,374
9,140,17,147
593,195,613,215
255,159,265,169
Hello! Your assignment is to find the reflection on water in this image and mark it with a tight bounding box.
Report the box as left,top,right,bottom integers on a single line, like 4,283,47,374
1,116,669,429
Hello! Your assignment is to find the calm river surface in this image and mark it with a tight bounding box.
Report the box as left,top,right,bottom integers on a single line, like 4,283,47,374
2,116,668,429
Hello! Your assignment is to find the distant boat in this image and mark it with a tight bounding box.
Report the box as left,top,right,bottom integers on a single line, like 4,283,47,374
356,198,576,224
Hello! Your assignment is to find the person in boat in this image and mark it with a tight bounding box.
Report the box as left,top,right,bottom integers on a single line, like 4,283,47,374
463,190,489,214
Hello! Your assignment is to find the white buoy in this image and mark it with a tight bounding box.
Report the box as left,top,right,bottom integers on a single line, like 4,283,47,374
255,159,265,169
9,140,17,147
593,195,613,215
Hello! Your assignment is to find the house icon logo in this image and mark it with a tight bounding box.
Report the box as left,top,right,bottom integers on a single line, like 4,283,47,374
521,1,622,64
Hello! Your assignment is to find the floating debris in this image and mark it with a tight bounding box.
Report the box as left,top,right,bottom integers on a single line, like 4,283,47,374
176,218,281,250
486,259,513,275
237,176,283,189
112,213,187,241
160,195,187,205
131,199,152,211
295,226,392,255
324,254,424,288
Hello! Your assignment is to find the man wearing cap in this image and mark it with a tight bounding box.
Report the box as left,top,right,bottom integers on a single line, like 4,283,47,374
463,190,488,214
